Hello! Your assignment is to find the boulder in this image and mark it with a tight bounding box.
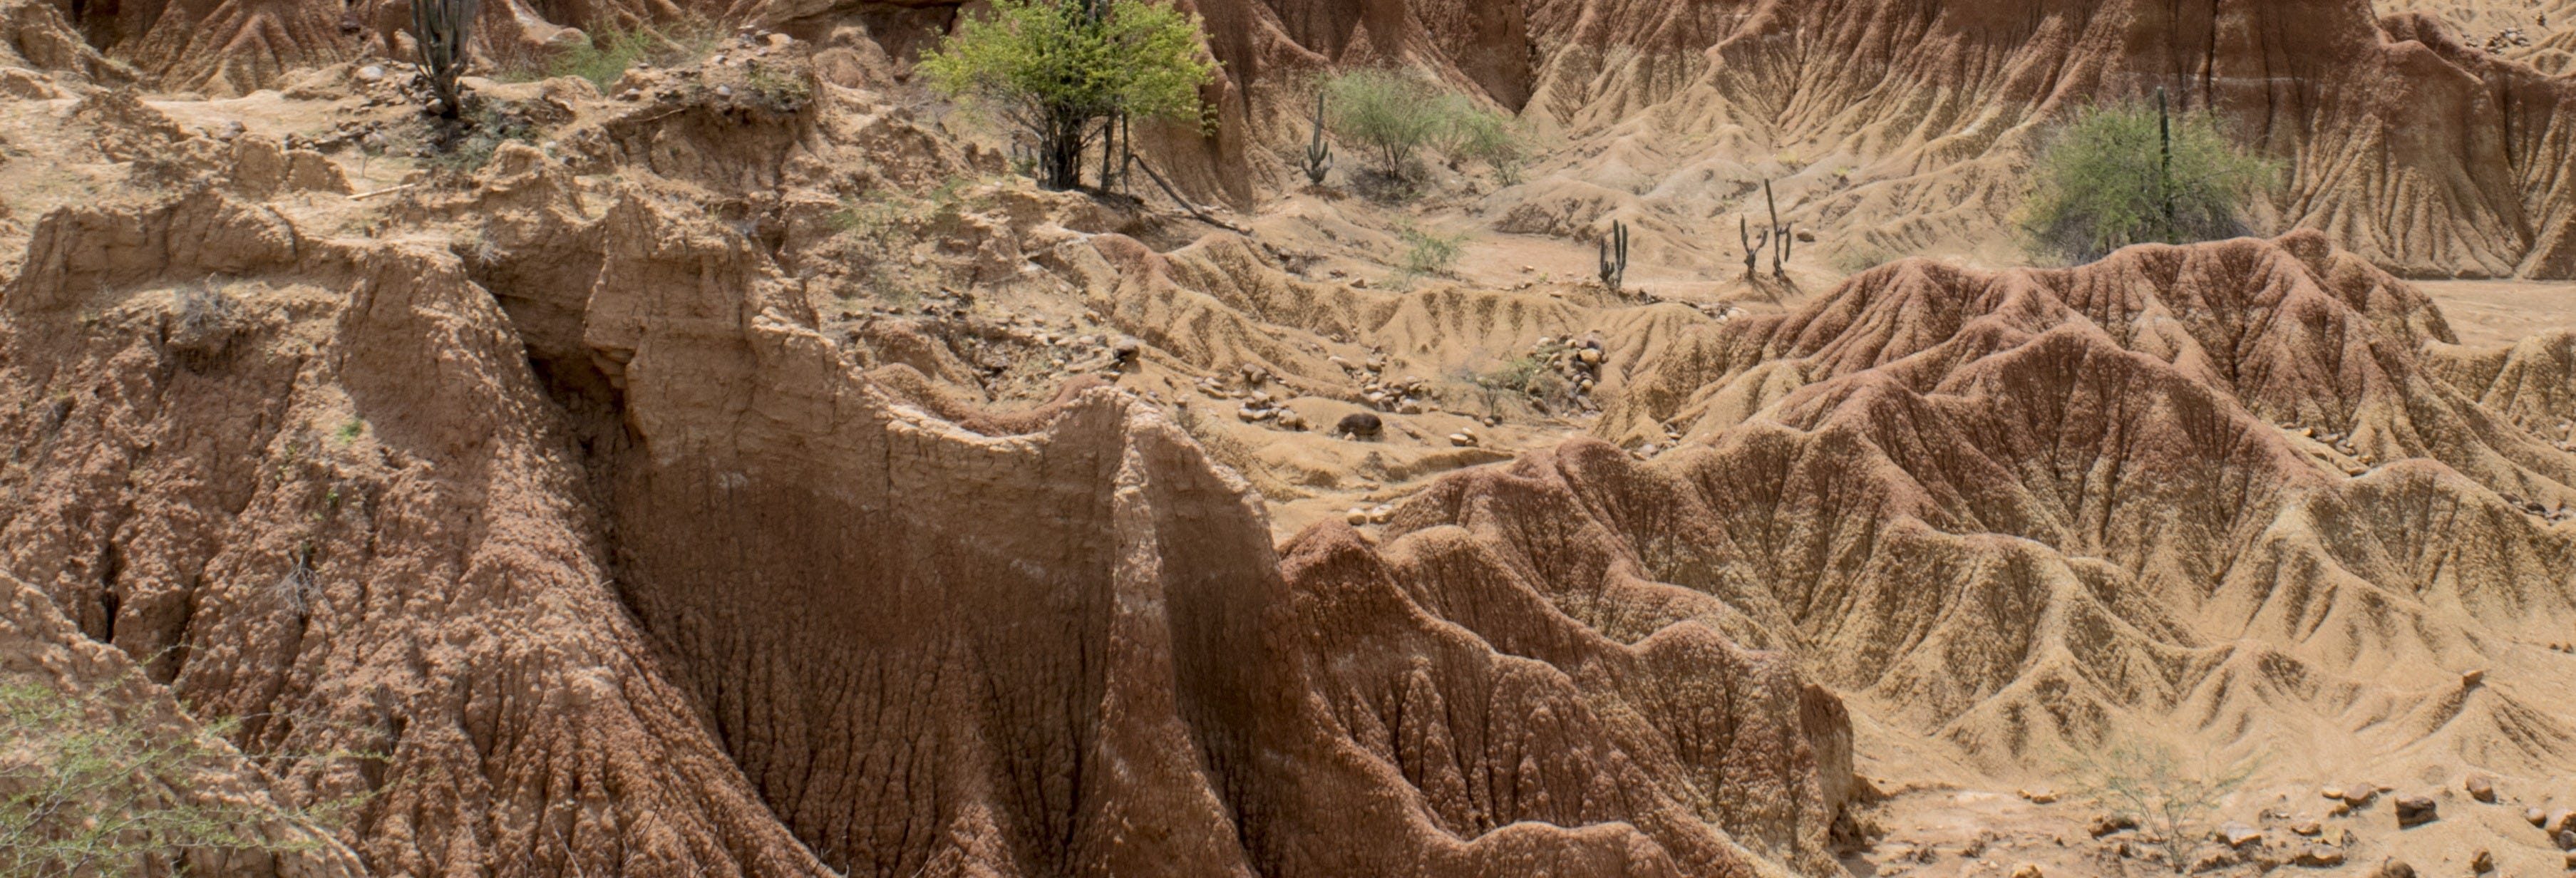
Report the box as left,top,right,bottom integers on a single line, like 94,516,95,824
2394,795,2438,828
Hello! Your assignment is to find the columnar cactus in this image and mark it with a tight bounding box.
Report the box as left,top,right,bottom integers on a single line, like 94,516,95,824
1598,220,1629,292
411,0,480,118
1302,92,1334,186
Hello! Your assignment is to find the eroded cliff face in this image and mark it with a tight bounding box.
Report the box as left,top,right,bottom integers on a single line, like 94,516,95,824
0,121,1854,876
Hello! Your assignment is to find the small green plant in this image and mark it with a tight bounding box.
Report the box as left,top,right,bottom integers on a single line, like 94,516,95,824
426,104,540,173
0,678,346,877
1392,222,1467,288
550,26,656,88
2061,736,2259,874
919,0,1218,191
2021,90,2274,264
333,419,364,445
743,63,813,110
537,18,722,88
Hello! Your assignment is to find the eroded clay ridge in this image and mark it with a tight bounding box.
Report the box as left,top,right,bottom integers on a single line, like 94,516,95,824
1505,0,2576,279
1399,229,2576,782
0,175,1851,876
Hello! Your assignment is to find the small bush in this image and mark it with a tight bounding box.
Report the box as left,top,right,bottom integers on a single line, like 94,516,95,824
743,64,813,110
1393,222,1468,287
2061,736,2257,874
1323,69,1522,185
1448,108,1525,184
0,678,348,877
426,104,540,173
175,280,237,337
546,19,723,90
2021,98,2274,264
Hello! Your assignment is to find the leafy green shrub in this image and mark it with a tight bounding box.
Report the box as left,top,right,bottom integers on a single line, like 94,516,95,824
1322,69,1523,184
920,0,1217,191
0,679,349,877
2020,96,2274,264
1448,107,1525,183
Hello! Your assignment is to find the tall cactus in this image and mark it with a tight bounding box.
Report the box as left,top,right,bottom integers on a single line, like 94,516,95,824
1302,91,1334,186
411,0,480,118
1739,215,1768,279
1597,220,1629,292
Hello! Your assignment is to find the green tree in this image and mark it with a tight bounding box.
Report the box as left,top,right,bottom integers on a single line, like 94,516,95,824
2021,92,2274,264
920,0,1217,192
1322,68,1522,183
0,680,349,877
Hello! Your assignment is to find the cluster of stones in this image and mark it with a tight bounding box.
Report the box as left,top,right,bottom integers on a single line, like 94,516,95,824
1329,351,1436,415
2483,26,2533,54
1517,334,1606,413
280,117,393,153
2547,419,2576,453
2495,489,2571,522
2279,422,2378,475
2526,804,2576,867
1342,502,1397,526
1202,363,1309,431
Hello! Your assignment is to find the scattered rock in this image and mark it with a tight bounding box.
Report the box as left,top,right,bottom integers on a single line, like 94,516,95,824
2470,848,2492,874
2529,807,2550,827
1335,412,1382,438
2466,774,2495,803
2295,845,2346,868
2557,829,2575,850
2376,858,2415,878
2394,795,2437,828
2019,788,2059,805
2090,814,2139,837
1344,507,1371,526
2461,668,2485,688
2220,822,2264,847
2011,864,2041,878
1447,432,1478,448
2293,820,2323,836
356,64,386,81
2322,786,2347,801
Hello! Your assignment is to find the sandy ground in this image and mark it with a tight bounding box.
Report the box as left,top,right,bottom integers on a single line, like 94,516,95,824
2416,280,2576,346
